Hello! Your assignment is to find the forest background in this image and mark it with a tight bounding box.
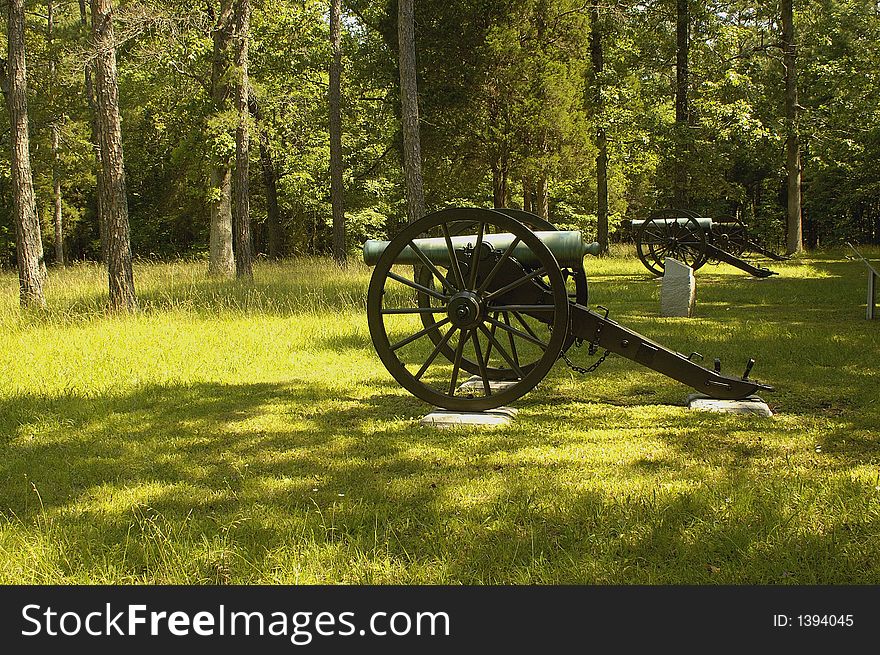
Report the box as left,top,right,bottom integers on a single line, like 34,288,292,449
2,0,879,305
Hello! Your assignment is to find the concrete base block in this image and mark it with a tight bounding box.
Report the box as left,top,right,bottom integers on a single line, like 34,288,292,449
420,407,518,428
457,375,521,394
686,394,773,417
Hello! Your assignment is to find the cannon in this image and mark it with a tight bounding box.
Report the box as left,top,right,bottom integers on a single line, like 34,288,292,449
363,207,773,411
629,209,788,278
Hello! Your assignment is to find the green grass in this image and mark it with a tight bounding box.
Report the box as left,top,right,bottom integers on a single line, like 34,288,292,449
0,249,878,584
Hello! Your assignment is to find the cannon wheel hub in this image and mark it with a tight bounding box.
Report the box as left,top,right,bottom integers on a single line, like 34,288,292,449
448,291,483,329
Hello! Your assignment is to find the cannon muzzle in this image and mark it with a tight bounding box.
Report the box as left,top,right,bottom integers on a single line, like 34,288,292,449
363,230,598,268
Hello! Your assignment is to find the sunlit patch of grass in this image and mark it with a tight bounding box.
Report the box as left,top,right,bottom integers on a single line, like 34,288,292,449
0,250,878,584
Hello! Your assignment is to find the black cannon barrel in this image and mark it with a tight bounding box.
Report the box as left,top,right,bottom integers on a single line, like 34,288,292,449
363,230,600,268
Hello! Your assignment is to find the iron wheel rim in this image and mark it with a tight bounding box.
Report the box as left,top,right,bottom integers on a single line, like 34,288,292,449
366,207,569,411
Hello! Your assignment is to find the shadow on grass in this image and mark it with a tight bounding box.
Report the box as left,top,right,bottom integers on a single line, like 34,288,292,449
1,250,878,582
1,377,878,584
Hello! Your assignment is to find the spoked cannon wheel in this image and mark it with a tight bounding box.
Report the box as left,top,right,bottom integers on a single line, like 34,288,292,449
635,209,709,276
711,215,750,259
366,208,569,411
415,207,587,380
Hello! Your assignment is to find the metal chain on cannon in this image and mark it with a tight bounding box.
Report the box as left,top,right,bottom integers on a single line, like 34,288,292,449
557,304,611,375
560,345,610,375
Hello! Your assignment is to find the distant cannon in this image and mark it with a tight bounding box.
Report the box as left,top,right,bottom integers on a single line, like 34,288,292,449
628,209,788,278
363,207,773,411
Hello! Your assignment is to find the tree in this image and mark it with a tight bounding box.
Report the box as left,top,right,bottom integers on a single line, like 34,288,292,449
329,0,345,265
91,0,136,311
590,3,608,254
2,0,46,307
78,0,107,263
48,0,64,266
674,0,690,206
781,0,803,254
2,0,46,305
249,94,283,259
208,0,236,277
232,0,253,279
798,0,880,245
398,0,425,224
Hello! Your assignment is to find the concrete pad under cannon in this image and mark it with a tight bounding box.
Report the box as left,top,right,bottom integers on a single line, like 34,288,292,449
686,394,773,417
420,407,518,428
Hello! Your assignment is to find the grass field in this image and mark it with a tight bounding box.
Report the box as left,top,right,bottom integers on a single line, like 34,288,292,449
0,248,878,584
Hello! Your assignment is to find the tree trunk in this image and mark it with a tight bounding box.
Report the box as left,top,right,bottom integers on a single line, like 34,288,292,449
248,94,282,259
874,202,879,244
590,3,608,255
397,0,425,224
522,177,532,213
4,0,45,307
208,0,235,277
329,0,346,265
782,0,803,254
209,166,234,274
48,1,64,267
492,168,503,208
79,0,106,264
92,0,136,311
259,127,282,259
492,157,508,208
232,0,253,279
537,176,549,219
52,124,64,266
674,0,690,207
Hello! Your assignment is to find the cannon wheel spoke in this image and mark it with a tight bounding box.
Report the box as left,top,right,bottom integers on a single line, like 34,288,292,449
441,223,466,291
387,271,448,302
501,312,521,371
415,324,458,381
390,317,451,352
511,310,542,342
482,312,498,362
381,306,448,315
447,328,470,396
485,314,548,350
408,239,458,294
480,322,525,379
467,222,486,290
489,304,557,313
470,331,492,396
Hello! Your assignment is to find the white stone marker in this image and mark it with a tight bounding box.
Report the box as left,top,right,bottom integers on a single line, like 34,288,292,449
660,257,696,317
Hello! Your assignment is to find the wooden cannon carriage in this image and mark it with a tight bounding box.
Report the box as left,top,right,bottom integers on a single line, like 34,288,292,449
363,207,773,411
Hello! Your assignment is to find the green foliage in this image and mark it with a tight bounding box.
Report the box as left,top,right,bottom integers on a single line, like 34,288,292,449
1,0,879,266
799,0,880,245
